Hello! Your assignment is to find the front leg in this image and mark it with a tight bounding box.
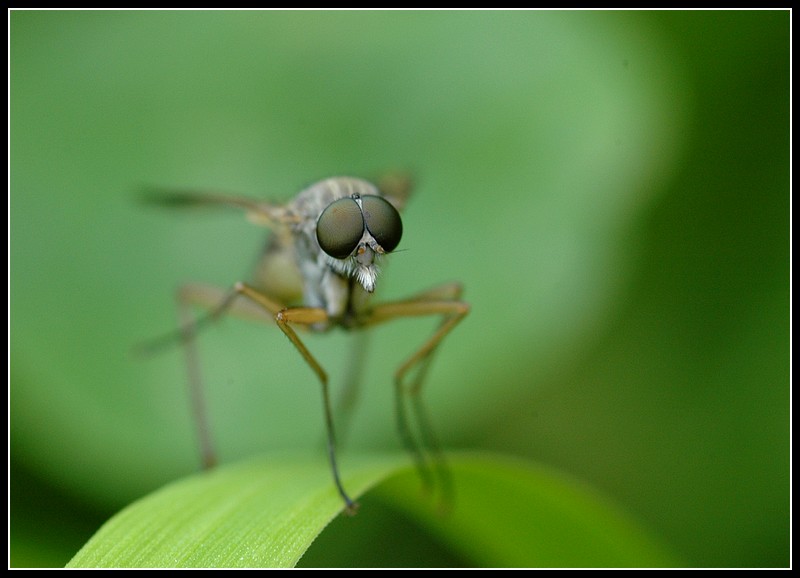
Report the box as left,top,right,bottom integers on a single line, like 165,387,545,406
165,281,357,515
232,283,359,515
362,283,469,504
365,282,468,393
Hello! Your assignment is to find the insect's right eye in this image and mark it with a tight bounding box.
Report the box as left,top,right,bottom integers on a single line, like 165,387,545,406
316,197,365,259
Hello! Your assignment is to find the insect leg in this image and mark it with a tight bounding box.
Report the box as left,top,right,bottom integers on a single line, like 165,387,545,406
333,330,370,447
172,283,282,470
232,282,359,515
363,283,469,505
176,287,216,471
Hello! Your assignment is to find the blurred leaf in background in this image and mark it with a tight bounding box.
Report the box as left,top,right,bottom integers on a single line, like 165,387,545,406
9,9,788,568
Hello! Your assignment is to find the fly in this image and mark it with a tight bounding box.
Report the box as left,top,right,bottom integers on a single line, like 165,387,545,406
141,175,469,515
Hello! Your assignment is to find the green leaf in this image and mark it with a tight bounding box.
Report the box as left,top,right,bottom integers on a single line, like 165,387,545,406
66,453,406,568
373,454,679,568
67,453,677,568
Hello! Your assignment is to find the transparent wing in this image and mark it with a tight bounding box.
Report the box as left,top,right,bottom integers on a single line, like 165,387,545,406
375,171,414,212
138,185,300,227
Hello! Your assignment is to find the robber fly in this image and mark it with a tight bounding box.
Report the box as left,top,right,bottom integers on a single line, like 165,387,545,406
142,175,469,515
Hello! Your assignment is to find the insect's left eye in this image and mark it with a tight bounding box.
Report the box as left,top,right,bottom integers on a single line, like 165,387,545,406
362,195,403,253
316,197,365,259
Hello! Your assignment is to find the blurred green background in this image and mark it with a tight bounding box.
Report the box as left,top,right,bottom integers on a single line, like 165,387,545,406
10,9,788,568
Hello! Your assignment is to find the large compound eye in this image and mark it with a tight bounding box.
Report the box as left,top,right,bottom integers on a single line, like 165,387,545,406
361,195,403,253
316,197,365,259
